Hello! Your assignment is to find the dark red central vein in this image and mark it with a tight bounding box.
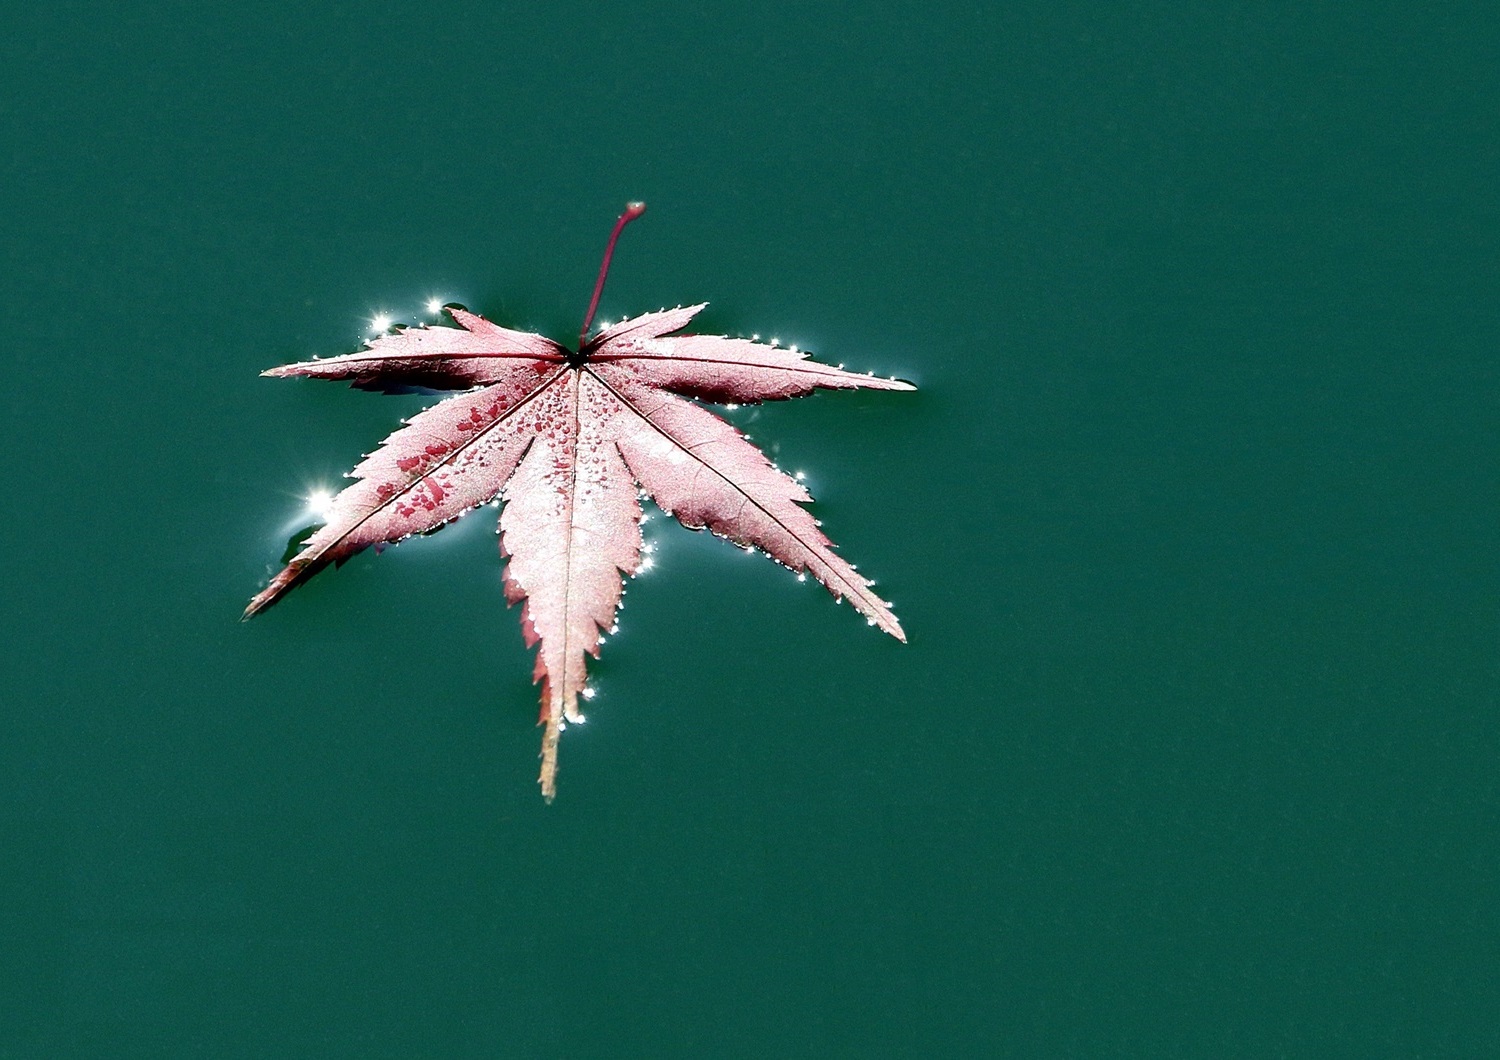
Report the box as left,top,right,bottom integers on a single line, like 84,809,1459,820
587,352,861,377
557,373,585,695
320,349,568,365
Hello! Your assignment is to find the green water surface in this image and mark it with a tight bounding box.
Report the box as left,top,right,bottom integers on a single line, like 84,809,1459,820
1,1,1496,1055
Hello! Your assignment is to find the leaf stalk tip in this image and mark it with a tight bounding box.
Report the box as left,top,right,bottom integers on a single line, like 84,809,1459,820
579,202,648,351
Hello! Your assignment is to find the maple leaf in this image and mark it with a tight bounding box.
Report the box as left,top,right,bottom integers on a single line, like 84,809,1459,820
246,203,914,799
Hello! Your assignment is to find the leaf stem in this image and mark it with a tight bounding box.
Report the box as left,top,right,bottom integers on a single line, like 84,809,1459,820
579,201,647,351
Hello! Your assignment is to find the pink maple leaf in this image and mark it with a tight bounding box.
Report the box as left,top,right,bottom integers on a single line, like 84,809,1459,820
246,203,914,799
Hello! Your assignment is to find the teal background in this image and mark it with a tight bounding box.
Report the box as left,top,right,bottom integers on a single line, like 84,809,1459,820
2,1,1496,1055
